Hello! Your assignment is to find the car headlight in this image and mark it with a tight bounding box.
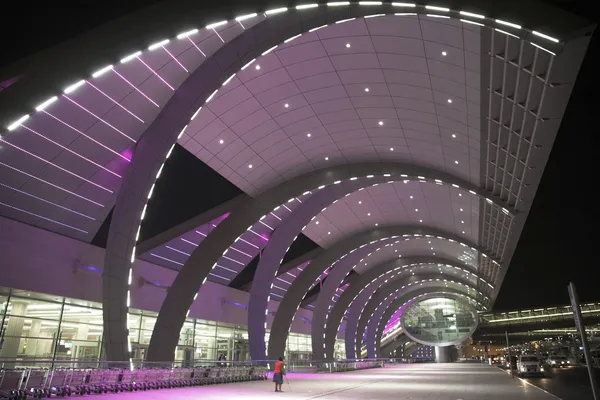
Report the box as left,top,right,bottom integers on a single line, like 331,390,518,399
551,361,556,364
567,361,570,364
541,367,545,372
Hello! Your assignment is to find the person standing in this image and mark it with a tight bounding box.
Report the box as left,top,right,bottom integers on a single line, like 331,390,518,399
272,357,286,392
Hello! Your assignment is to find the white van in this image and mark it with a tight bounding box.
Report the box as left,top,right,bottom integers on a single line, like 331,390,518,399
517,355,544,377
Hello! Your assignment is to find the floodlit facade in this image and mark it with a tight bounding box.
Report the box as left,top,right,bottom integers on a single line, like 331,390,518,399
0,0,594,363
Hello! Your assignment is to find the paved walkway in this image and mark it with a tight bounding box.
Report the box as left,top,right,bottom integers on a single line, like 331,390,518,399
106,363,558,399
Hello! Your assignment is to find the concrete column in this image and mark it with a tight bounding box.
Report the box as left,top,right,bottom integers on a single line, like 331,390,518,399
24,319,41,356
435,346,456,363
0,302,27,360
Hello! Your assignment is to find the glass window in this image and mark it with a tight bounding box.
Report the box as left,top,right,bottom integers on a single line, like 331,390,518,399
0,297,63,362
216,325,234,360
194,323,216,360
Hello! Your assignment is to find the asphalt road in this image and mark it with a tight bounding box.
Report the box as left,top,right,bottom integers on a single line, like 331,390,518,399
520,366,600,400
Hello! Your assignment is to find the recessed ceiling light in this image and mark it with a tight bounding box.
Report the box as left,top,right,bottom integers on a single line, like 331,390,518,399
219,139,224,144
447,99,453,103
390,147,394,151
454,160,459,164
316,221,319,225
248,164,253,168
442,51,447,56
358,201,362,204
367,213,371,216
452,133,456,138
460,208,463,212
461,220,465,224
325,156,329,160
255,65,261,70
462,231,465,234
365,87,370,92
458,193,462,197
346,43,351,48
307,133,312,137
375,223,379,226
284,103,289,108
433,252,436,255
419,219,423,222
415,208,418,212
378,121,384,125
328,231,331,235
395,250,398,253
409,195,413,199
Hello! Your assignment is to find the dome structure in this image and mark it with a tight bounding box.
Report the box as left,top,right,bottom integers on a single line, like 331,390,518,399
0,0,593,362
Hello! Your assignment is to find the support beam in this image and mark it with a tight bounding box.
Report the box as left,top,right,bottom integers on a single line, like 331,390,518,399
322,256,483,360
353,276,477,359
266,225,480,361
149,163,497,362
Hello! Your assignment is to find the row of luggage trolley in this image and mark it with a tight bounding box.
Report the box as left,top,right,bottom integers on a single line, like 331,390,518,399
0,365,269,399
321,360,383,373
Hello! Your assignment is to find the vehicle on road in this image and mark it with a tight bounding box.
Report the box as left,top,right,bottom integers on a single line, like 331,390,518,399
517,355,545,377
547,356,570,368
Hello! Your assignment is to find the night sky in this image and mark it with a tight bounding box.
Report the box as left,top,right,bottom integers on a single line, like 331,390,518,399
1,1,598,311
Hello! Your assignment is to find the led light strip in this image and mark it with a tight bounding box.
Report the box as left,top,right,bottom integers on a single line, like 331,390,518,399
4,3,561,133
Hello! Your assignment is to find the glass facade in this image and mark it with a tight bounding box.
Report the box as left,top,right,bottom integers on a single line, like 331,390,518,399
0,287,345,363
401,297,477,346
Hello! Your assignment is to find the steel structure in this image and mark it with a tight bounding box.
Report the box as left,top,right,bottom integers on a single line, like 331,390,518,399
0,0,593,362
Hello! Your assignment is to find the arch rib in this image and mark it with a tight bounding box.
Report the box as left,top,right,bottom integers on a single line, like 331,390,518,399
149,163,502,361
265,225,481,361
354,276,478,358
321,256,481,359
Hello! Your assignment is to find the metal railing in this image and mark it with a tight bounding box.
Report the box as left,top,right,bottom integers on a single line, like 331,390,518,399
0,358,388,398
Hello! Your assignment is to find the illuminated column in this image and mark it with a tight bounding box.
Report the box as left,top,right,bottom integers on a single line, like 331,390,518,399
24,319,41,356
0,302,27,365
435,346,456,363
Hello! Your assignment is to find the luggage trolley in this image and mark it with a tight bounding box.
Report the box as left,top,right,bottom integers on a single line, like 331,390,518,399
118,369,136,392
155,368,173,389
0,369,26,399
64,368,89,396
44,368,69,397
86,369,106,394
180,368,194,386
101,369,122,393
192,367,205,386
171,368,185,388
23,369,47,399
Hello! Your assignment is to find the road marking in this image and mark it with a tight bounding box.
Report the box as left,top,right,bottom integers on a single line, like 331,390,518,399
497,366,563,400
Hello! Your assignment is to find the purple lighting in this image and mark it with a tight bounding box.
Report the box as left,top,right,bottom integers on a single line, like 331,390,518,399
186,37,207,57
209,272,230,281
162,46,189,72
121,148,133,161
42,111,131,161
111,69,159,107
86,81,145,123
0,161,104,207
136,57,175,90
0,200,88,233
0,139,114,193
20,125,122,178
63,95,136,142
0,182,95,220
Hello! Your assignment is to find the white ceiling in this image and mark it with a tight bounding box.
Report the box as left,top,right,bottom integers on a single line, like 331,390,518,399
301,179,479,249
180,14,482,196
